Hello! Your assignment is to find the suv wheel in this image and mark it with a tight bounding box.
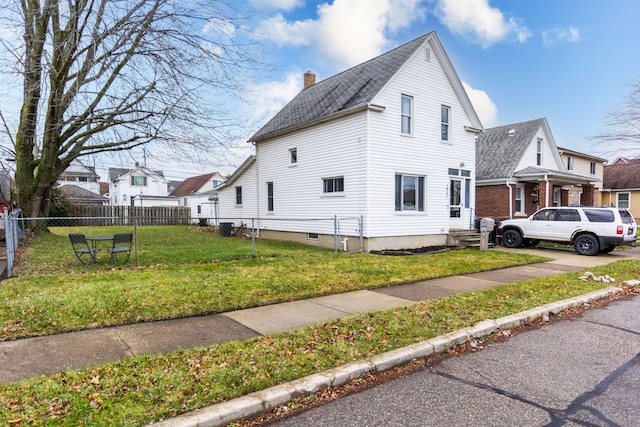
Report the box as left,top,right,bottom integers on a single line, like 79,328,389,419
502,229,523,248
574,234,599,256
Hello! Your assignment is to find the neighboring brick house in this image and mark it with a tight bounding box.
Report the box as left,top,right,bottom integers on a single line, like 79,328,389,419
476,118,601,220
601,157,640,220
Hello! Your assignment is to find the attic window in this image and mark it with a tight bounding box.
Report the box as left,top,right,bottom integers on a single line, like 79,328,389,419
131,176,147,186
508,129,516,136
425,47,431,62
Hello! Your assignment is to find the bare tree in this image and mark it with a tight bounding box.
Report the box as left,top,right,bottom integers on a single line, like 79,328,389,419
0,0,261,223
591,77,640,159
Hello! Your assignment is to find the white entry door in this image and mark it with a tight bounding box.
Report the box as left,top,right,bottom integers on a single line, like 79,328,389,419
449,178,464,228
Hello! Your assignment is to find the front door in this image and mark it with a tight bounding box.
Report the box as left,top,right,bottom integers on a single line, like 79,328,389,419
449,178,463,227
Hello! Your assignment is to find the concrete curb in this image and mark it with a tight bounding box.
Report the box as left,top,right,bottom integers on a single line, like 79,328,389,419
150,286,623,427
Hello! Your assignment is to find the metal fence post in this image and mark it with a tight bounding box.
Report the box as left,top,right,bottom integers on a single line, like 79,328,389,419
334,215,338,253
251,218,255,258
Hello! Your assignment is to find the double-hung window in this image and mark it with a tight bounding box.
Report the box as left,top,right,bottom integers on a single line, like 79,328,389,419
395,174,425,211
235,186,242,205
267,182,274,212
617,192,630,209
515,186,524,213
441,105,450,141
401,95,413,134
567,156,574,171
289,148,297,165
536,139,543,166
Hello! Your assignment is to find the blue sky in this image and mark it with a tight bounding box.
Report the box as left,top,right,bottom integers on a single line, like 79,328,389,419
3,0,640,180
235,0,640,170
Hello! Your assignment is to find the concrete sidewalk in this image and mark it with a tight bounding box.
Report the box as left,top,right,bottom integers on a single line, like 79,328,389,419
1,246,638,384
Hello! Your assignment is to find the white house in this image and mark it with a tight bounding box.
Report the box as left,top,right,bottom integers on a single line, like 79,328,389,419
217,32,483,251
108,163,177,207
57,158,107,206
58,158,101,194
170,172,226,223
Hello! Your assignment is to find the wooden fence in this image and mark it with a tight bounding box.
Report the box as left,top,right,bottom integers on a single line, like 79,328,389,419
67,205,191,226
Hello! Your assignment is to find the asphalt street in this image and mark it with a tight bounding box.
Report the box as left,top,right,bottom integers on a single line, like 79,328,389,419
269,294,640,427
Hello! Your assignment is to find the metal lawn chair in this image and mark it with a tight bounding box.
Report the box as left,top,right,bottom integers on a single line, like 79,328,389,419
69,233,99,267
108,233,133,265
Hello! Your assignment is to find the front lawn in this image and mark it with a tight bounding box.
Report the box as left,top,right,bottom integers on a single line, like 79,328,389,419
2,226,548,340
1,259,639,426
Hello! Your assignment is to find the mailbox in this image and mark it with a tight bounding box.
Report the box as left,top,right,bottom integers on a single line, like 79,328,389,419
479,217,495,250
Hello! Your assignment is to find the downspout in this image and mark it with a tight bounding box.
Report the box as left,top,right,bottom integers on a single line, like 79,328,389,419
506,180,513,219
253,142,260,238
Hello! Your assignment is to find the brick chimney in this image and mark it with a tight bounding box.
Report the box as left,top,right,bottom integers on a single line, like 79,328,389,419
303,71,316,89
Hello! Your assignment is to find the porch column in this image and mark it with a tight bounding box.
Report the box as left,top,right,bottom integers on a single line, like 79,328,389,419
538,179,553,208
581,184,595,207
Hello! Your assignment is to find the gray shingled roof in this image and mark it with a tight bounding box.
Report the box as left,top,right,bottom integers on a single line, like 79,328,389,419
249,33,434,142
476,118,546,181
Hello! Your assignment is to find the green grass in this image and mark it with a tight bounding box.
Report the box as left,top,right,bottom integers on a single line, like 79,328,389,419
3,226,546,340
1,260,638,426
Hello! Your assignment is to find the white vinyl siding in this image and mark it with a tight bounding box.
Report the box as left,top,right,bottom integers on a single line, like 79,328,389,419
232,35,479,245
255,114,366,235
366,37,476,237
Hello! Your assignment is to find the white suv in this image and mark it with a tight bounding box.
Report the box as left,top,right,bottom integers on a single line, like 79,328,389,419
497,207,637,256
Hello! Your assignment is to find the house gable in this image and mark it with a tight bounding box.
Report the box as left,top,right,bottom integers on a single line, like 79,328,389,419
170,172,225,197
477,118,565,182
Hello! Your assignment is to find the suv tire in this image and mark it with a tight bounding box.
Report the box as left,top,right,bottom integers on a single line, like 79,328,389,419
502,229,523,248
574,234,599,256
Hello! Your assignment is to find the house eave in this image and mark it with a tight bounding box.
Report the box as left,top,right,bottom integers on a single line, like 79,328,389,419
464,126,483,133
250,103,385,143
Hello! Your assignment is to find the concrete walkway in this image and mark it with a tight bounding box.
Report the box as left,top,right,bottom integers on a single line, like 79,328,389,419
1,246,638,384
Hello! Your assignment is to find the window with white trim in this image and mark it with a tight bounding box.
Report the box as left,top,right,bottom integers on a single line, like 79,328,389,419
515,185,524,213
323,177,344,194
590,161,596,175
131,175,147,186
441,105,450,141
401,95,413,134
267,182,274,212
566,156,574,171
617,192,630,209
289,148,297,165
235,186,242,205
536,139,542,166
395,174,425,211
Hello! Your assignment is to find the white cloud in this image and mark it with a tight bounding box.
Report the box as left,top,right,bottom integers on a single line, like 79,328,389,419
249,0,304,11
463,81,498,128
256,0,427,70
247,72,302,122
434,0,531,48
542,26,581,47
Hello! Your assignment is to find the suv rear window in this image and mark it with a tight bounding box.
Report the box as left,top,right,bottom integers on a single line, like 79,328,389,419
582,209,614,223
619,209,636,224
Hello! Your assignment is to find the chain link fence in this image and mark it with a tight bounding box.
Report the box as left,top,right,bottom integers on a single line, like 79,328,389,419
2,211,363,278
